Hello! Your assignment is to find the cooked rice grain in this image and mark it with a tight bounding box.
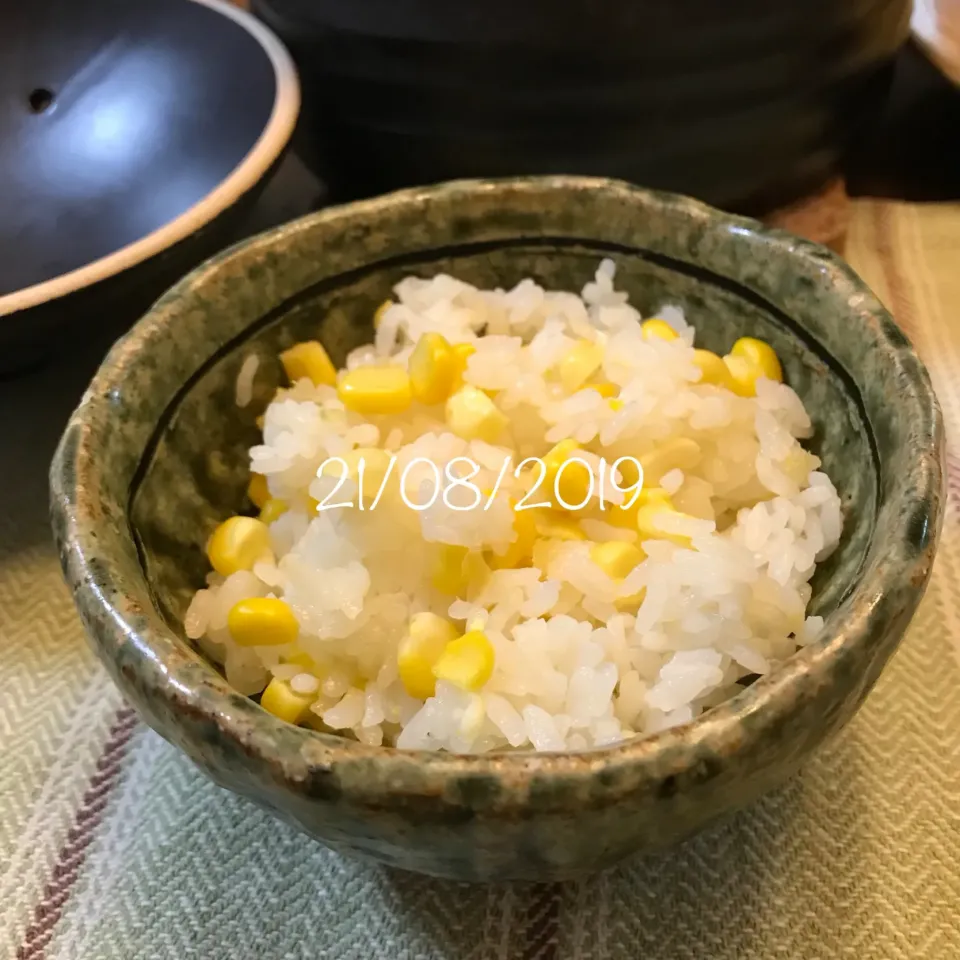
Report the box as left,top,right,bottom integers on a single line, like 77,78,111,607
186,261,841,753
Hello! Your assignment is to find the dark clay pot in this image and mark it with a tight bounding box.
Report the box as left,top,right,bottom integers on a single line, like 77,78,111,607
0,0,299,371
251,0,909,213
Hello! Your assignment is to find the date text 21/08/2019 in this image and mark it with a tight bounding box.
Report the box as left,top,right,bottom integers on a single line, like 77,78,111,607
312,454,647,513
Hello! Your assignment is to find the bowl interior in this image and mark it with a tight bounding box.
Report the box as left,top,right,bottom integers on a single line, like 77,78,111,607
130,241,877,663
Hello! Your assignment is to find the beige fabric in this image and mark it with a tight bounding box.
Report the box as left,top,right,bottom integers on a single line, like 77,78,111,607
2,200,959,959
913,0,960,88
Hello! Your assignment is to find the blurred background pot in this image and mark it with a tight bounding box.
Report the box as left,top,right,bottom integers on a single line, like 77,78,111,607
251,0,910,215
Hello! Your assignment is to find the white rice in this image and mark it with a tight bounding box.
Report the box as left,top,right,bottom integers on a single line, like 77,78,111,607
235,353,259,408
187,260,841,753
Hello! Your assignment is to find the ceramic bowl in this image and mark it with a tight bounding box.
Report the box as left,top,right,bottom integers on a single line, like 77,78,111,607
50,177,943,882
0,0,299,370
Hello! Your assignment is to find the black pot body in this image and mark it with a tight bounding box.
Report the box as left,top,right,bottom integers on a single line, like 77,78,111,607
253,0,909,212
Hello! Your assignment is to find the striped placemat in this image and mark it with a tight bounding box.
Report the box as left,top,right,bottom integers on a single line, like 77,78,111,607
2,198,959,960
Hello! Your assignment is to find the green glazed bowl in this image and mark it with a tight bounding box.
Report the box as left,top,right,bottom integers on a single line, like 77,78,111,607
50,177,944,882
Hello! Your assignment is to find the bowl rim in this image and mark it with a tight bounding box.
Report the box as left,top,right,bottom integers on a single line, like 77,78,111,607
0,0,300,319
51,176,944,805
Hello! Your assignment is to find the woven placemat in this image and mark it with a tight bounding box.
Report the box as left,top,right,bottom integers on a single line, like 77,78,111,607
2,198,959,960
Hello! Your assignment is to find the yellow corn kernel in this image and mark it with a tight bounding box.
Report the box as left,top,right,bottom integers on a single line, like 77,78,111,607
606,498,640,530
485,548,514,572
641,319,679,342
488,506,538,570
637,487,674,507
356,448,392,500
607,485,671,530
462,551,491,598
409,332,458,405
543,439,592,509
259,498,289,525
248,473,271,509
609,398,624,412
613,456,641,488
731,336,782,383
613,486,670,520
635,495,694,547
432,630,495,691
464,614,487,633
398,612,461,700
532,510,586,541
722,354,760,397
445,385,508,442
558,340,604,393
373,299,393,329
282,646,315,670
280,341,337,387
260,677,315,724
615,588,647,613
543,438,579,471
693,349,737,391
255,414,265,430
449,342,476,390
588,541,647,611
431,544,470,594
227,597,299,647
639,437,702,485
591,381,619,399
206,516,273,576
337,365,413,415
589,541,645,580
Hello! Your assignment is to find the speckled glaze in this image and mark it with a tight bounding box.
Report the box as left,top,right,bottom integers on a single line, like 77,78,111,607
50,177,944,882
